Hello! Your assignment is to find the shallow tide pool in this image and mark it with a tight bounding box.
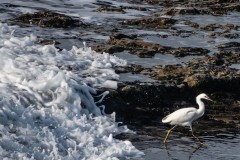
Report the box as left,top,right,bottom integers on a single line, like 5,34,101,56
134,132,240,160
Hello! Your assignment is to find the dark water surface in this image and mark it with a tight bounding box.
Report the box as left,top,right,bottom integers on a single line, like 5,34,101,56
134,132,240,160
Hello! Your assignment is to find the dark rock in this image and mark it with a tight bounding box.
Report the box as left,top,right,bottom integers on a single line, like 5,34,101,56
110,33,137,40
115,64,144,74
209,32,240,39
201,23,237,31
158,7,205,16
108,46,125,54
39,39,60,45
201,23,223,31
90,44,110,53
122,17,177,29
120,6,147,11
102,76,240,135
93,1,113,6
211,51,240,65
184,20,200,28
127,0,163,5
170,47,209,57
101,47,240,129
9,10,83,28
96,6,126,13
217,42,240,49
108,33,209,57
103,78,240,126
217,42,240,53
108,37,172,57
210,4,240,15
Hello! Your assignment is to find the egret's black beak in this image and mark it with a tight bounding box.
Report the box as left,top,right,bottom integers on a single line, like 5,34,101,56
206,96,214,102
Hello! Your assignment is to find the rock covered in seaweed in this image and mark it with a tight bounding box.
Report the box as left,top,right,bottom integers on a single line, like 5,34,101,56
9,10,84,28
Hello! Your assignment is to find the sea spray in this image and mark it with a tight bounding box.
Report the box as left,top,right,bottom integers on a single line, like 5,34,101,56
0,23,143,159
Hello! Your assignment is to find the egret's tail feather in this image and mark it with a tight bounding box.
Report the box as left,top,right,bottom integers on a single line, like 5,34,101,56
162,115,170,123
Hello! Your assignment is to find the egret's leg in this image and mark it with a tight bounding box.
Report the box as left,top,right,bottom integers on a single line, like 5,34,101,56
192,132,207,146
190,125,206,146
192,132,201,143
164,125,176,144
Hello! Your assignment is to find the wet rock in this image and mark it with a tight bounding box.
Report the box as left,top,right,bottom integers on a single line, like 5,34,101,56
170,47,209,57
39,39,60,45
9,10,83,28
210,4,240,15
184,20,200,28
95,5,147,13
103,84,188,122
108,33,209,57
154,55,240,90
201,23,237,31
115,64,144,74
151,65,185,81
160,1,240,16
93,1,112,6
103,78,240,129
214,0,240,3
217,42,240,49
217,42,240,53
209,32,240,39
101,47,240,128
108,36,172,57
158,7,205,16
201,23,223,31
120,6,147,11
172,29,195,37
122,17,177,29
159,34,168,38
110,33,137,40
102,73,240,136
98,89,129,118
96,6,126,13
127,0,163,5
90,44,110,53
212,51,240,65
91,42,126,54
108,46,125,54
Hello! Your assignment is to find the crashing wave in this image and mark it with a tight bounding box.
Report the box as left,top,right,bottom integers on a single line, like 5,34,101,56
0,23,143,159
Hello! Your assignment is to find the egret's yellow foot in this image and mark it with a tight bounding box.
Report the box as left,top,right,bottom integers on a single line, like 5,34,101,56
192,132,207,146
199,141,207,147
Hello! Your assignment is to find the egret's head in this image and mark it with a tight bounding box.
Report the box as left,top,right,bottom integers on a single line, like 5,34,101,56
198,93,214,102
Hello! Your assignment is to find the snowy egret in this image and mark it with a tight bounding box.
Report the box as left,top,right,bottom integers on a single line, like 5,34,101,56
162,93,213,144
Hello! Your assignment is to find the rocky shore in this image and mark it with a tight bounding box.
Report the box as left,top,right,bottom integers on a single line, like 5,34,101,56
6,0,240,141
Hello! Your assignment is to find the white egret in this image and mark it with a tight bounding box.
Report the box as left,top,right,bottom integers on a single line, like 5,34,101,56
162,93,213,144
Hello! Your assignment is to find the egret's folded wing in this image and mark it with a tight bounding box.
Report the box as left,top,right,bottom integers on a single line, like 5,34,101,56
162,107,197,124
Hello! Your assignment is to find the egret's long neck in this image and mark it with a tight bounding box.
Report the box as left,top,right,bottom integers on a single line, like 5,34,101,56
196,97,205,116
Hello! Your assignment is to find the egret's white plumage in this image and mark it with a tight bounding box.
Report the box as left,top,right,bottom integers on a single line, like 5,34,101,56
162,93,213,144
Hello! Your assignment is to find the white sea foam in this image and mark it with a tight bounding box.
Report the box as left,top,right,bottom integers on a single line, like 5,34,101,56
0,23,143,159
